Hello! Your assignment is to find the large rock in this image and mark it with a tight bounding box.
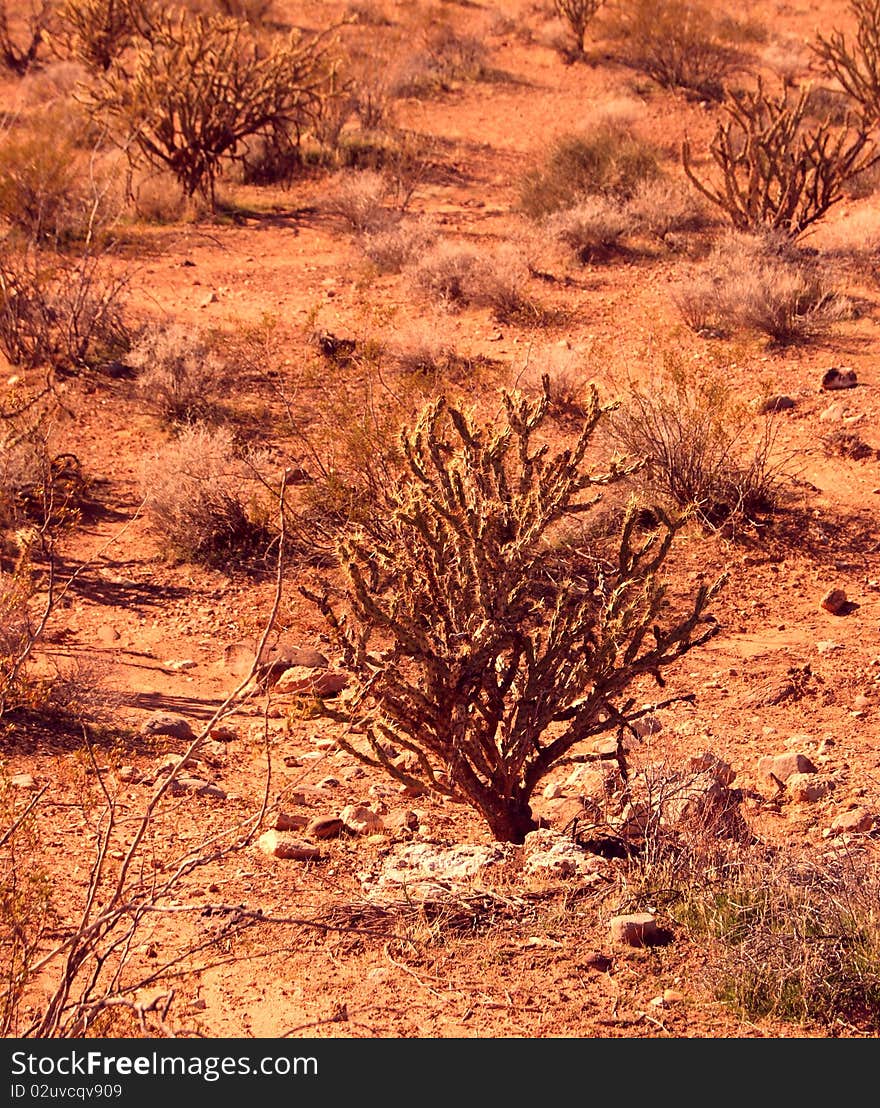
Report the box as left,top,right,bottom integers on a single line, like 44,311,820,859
787,773,833,803
829,807,875,834
821,367,857,390
364,842,517,898
140,713,196,742
274,667,348,697
758,752,817,784
340,804,384,836
609,913,664,947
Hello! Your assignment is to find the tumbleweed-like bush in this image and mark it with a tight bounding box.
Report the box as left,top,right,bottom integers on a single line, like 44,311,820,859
306,377,724,843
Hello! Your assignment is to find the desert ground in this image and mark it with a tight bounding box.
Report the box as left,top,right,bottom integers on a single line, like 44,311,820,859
2,0,880,1040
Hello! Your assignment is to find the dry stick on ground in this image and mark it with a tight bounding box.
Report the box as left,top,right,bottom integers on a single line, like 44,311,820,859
6,477,295,1036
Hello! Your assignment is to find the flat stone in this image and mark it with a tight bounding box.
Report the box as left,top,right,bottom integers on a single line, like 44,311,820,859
305,816,347,840
274,812,309,831
257,830,323,861
274,667,348,697
11,773,37,789
140,713,196,742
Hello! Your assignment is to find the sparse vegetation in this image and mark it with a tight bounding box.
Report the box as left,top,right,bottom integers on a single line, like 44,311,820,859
519,122,661,219
609,0,741,101
128,321,227,425
604,356,790,532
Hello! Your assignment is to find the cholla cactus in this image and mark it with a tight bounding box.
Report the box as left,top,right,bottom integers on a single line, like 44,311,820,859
307,377,725,843
813,0,880,123
682,79,878,238
87,9,339,205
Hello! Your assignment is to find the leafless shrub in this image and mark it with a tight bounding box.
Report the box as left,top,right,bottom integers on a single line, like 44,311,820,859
143,423,273,567
127,321,227,424
604,356,792,533
0,246,131,373
624,177,713,242
608,0,742,102
682,78,878,238
360,218,437,274
56,0,143,72
518,122,660,219
306,377,724,842
0,114,119,247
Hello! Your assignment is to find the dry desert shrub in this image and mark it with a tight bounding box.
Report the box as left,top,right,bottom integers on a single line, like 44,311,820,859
673,846,880,1031
325,169,399,233
306,376,724,842
604,357,791,533
407,240,534,320
623,177,713,242
544,196,629,263
143,424,273,567
674,233,853,344
0,246,131,373
360,217,437,274
518,121,661,219
127,321,227,425
608,0,742,102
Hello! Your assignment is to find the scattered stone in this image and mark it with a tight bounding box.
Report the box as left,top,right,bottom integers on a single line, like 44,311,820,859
274,812,309,832
140,713,196,742
582,951,612,972
853,694,871,710
564,765,605,795
11,773,37,789
542,780,565,800
364,842,517,897
686,751,735,785
199,290,218,307
223,638,329,680
155,753,200,773
170,776,226,799
257,830,322,861
816,640,844,654
819,401,848,423
609,912,664,947
522,829,606,880
340,804,385,836
758,752,818,784
305,816,347,840
385,810,419,836
317,776,340,789
663,988,685,1005
631,713,662,738
117,766,141,783
820,588,849,615
821,366,857,390
756,394,796,414
829,807,874,834
592,737,619,758
274,667,348,697
164,658,197,671
787,773,833,803
207,725,238,743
